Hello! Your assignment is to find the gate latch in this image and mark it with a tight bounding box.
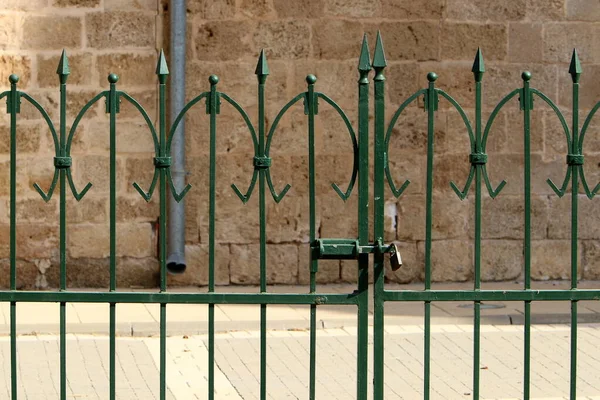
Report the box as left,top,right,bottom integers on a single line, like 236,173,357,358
311,239,403,271
389,243,402,271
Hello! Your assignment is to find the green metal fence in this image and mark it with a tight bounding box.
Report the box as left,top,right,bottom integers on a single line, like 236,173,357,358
1,32,600,400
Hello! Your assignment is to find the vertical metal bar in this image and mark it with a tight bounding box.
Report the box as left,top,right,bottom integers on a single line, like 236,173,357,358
472,50,484,400
423,72,438,400
157,59,169,400
372,31,387,400
107,72,119,400
521,71,532,400
357,35,371,400
58,57,70,400
8,74,19,400
568,52,581,400
255,50,269,400
208,74,219,400
306,73,318,400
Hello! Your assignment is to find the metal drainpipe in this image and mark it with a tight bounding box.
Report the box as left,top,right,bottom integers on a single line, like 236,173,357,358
166,0,187,274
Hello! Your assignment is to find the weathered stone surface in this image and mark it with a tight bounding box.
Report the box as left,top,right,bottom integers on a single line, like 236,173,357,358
479,195,549,240
17,224,59,259
365,22,439,61
446,0,526,21
312,20,364,60
433,154,473,193
2,0,47,10
253,21,310,59
230,244,298,284
324,0,380,17
15,198,57,223
508,23,543,63
274,0,324,18
53,0,100,7
238,0,275,17
544,23,600,64
86,12,155,49
531,240,579,280
385,241,421,283
0,15,18,50
96,53,156,87
0,259,39,289
267,195,311,243
104,0,156,10
418,240,473,282
387,62,420,106
397,194,471,241
118,90,157,119
484,64,558,108
559,64,600,110
290,60,356,109
442,23,507,61
38,53,93,87
22,16,81,50
527,0,565,21
67,196,108,223
548,195,600,240
75,155,124,194
480,240,522,281
298,244,340,284
0,124,41,153
87,120,155,154
167,244,230,286
195,21,255,62
187,0,236,18
381,0,444,19
340,257,372,284
582,240,600,279
0,55,31,88
67,223,154,258
116,196,158,222
567,0,600,21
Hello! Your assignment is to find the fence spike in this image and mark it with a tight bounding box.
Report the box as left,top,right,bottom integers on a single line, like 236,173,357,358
255,49,270,78
358,34,371,72
56,50,70,84
472,47,485,82
156,49,169,83
569,49,582,83
372,31,387,69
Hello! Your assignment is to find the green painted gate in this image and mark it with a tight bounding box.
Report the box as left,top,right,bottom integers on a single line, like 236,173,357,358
1,32,600,400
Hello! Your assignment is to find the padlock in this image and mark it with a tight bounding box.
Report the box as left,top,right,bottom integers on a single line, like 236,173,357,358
389,243,402,271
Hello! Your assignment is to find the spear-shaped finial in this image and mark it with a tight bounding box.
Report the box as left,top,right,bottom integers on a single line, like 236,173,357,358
56,49,70,84
569,48,582,83
156,49,169,84
372,31,387,70
255,49,269,83
358,34,371,73
472,47,485,82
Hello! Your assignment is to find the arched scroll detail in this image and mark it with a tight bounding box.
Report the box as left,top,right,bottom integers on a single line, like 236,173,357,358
575,99,600,199
384,89,426,198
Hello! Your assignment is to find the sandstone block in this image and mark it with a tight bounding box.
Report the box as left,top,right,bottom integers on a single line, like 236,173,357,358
96,53,156,87
0,55,31,89
446,0,526,21
67,223,154,258
324,0,379,17
274,0,324,18
381,0,444,19
442,23,507,61
480,240,522,281
23,16,81,50
548,195,600,240
531,240,579,280
397,194,471,241
0,124,41,154
38,53,93,88
312,20,365,60
86,12,155,49
167,244,230,286
479,195,549,240
527,0,565,21
239,0,276,17
433,154,472,193
387,62,420,106
230,244,298,284
118,90,157,119
508,23,543,63
15,198,57,223
116,195,158,222
17,224,59,259
418,240,473,282
567,0,600,21
0,259,38,289
582,240,600,279
559,64,600,110
187,0,236,18
0,15,18,50
298,244,340,284
418,62,473,109
267,195,311,243
253,21,310,59
53,0,100,7
87,120,155,154
104,0,156,10
446,110,508,154
544,23,600,64
67,196,108,223
2,0,47,10
365,22,439,61
195,21,255,62
76,155,124,194
340,257,372,284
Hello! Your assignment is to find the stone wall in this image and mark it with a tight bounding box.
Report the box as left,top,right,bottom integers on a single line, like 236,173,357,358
1,0,600,288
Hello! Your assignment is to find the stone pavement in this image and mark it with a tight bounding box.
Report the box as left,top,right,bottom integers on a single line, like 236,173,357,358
0,281,600,399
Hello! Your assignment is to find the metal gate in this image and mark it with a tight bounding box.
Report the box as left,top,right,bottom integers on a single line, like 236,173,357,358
1,32,600,400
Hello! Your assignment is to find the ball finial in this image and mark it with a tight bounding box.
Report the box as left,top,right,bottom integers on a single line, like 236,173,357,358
521,71,532,82
8,74,19,84
108,73,119,84
427,72,438,82
208,75,219,85
306,74,317,85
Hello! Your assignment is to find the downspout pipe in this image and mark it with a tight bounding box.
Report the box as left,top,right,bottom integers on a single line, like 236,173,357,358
166,0,187,274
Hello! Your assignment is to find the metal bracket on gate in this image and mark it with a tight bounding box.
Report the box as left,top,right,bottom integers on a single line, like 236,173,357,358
311,238,402,270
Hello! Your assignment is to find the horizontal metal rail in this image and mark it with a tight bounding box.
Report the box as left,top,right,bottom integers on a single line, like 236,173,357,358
383,289,600,302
